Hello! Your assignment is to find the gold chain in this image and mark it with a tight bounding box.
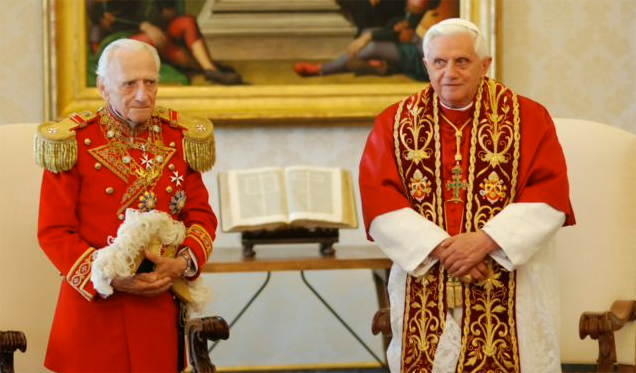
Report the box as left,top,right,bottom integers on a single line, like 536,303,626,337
439,113,472,163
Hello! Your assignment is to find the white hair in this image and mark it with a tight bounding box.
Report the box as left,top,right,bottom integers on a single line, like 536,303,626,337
423,18,491,61
95,38,161,84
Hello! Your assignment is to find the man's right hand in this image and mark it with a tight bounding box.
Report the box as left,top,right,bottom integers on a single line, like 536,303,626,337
431,243,490,281
111,273,172,297
466,260,489,281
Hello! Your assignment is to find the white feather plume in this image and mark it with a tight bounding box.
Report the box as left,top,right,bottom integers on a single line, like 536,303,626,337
90,209,210,311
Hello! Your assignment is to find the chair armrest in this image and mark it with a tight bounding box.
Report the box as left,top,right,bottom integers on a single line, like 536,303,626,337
185,316,230,373
0,331,27,373
579,300,636,373
372,307,392,337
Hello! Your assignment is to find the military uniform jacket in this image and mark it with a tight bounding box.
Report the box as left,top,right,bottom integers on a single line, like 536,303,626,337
36,106,217,372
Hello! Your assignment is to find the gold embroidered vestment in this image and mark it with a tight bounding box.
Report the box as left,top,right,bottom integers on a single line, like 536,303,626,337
394,78,522,373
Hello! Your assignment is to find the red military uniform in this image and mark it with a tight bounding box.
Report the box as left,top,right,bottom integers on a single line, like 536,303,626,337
36,106,217,372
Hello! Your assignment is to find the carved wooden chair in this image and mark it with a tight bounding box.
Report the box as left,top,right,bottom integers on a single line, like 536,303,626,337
185,316,230,373
556,119,636,372
580,301,636,373
371,307,391,338
0,331,26,373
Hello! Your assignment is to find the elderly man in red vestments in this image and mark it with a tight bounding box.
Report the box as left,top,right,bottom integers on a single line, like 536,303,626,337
36,39,217,372
360,18,575,372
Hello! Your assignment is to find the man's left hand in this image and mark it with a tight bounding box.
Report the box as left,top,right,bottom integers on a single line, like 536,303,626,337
433,231,499,277
144,249,187,280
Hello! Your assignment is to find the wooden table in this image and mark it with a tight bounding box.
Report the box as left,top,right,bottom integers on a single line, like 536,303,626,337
202,245,392,273
201,245,393,368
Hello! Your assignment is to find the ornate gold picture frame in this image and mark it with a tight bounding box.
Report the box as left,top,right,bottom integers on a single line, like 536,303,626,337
44,0,500,125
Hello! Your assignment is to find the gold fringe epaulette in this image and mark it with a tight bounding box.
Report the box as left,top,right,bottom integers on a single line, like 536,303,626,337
34,118,78,173
177,113,215,172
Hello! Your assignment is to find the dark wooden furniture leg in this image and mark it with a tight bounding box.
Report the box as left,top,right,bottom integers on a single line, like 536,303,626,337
186,316,230,373
580,300,636,373
0,331,26,373
372,269,392,352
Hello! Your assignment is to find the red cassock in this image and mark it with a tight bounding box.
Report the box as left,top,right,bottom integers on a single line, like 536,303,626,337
37,107,217,373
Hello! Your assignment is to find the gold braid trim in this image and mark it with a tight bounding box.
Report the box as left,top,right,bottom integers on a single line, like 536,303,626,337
35,119,78,173
177,113,215,172
393,98,408,190
186,224,214,262
66,247,96,301
462,82,484,232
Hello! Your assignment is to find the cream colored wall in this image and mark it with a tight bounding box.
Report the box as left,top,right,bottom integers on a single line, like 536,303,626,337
0,0,635,371
0,124,60,373
0,0,44,124
501,0,636,134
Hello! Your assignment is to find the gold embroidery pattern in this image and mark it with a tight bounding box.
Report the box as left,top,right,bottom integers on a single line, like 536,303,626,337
66,247,96,301
187,224,213,261
478,81,513,171
394,90,441,225
458,261,520,373
471,80,520,230
401,264,446,373
394,78,521,371
87,108,176,215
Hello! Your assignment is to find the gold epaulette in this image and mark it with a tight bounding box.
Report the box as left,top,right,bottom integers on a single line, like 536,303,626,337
176,113,216,173
34,118,79,173
155,106,177,126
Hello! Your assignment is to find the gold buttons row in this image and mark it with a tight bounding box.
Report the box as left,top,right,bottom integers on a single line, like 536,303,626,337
83,139,177,148
104,185,176,195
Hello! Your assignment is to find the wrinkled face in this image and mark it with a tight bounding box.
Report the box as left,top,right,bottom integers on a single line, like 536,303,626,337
424,33,491,109
97,48,159,125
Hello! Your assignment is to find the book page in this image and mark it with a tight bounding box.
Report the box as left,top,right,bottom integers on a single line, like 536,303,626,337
223,167,289,231
338,169,359,229
285,166,342,224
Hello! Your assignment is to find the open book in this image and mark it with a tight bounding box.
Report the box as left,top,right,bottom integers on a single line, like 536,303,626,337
218,166,358,232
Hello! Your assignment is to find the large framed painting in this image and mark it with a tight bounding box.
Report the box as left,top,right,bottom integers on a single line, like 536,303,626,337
45,0,500,125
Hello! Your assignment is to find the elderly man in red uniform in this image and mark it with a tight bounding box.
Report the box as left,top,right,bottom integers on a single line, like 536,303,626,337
36,39,217,372
360,19,575,372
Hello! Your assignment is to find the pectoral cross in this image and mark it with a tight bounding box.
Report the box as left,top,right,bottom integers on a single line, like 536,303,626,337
446,164,468,203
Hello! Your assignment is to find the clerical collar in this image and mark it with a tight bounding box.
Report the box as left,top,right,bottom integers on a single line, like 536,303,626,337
439,100,474,112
